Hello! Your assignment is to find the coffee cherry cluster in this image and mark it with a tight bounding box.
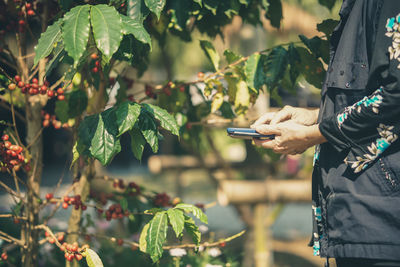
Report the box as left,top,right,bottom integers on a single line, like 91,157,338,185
145,84,157,99
1,252,7,261
61,242,87,262
153,192,171,207
45,231,64,244
41,111,68,130
62,195,87,211
90,53,101,73
112,179,141,197
103,203,129,221
0,134,28,172
8,75,65,100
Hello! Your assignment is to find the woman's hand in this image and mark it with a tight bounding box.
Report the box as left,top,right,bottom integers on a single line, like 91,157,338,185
250,106,319,128
253,121,326,155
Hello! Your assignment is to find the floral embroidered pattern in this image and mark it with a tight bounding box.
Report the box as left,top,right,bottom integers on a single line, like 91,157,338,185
337,87,383,128
386,14,400,68
344,124,398,173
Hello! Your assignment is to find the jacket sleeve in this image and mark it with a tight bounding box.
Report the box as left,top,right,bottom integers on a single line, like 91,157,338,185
319,2,400,173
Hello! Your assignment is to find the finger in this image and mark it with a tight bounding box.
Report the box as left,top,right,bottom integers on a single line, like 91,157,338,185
270,107,292,125
255,125,281,135
250,112,276,128
253,139,275,149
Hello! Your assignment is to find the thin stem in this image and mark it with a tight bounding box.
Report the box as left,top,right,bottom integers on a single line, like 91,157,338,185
9,91,23,146
12,170,20,195
26,127,44,150
0,230,25,247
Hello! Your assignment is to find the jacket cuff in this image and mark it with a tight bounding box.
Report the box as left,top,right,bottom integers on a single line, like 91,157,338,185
319,115,351,153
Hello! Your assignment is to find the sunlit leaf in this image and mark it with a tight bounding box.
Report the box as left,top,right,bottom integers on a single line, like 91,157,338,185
144,0,166,20
142,103,179,136
167,208,185,238
146,211,168,262
175,203,208,224
62,5,91,65
115,101,141,137
85,248,104,267
90,5,123,62
34,19,62,66
200,40,220,71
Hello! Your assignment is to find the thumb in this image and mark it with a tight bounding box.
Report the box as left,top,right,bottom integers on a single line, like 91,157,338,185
255,124,281,135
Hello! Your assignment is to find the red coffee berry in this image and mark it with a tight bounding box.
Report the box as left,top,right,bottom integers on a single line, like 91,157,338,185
42,120,50,128
179,85,185,92
27,9,35,16
75,254,83,261
31,78,38,84
17,81,24,88
95,61,100,67
14,75,21,82
197,72,205,79
92,67,99,73
117,239,124,246
25,3,32,9
18,20,25,26
64,196,70,202
57,95,65,101
47,90,55,98
56,88,64,95
45,193,53,201
1,252,7,261
90,53,98,60
2,134,9,141
62,202,69,209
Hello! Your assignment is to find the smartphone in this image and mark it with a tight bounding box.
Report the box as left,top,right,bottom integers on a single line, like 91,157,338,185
227,128,275,140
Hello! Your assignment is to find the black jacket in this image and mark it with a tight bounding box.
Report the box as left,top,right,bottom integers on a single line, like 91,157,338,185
311,0,400,260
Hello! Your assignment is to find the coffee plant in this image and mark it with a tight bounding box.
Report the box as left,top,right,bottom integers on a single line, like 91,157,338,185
0,0,338,266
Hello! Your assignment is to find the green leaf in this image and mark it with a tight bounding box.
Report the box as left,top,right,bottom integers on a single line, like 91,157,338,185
62,5,91,65
224,49,242,64
184,215,201,245
142,103,179,136
85,248,104,267
45,43,65,77
34,20,62,66
288,44,301,85
121,15,152,49
138,111,158,153
265,0,282,29
318,0,336,10
127,0,150,23
264,46,288,90
120,198,128,211
200,40,220,71
139,223,150,253
175,203,208,224
146,211,168,262
144,0,166,20
193,0,202,6
235,80,250,115
90,5,123,62
90,109,121,165
295,47,325,89
55,100,69,123
115,101,141,137
167,208,185,238
130,128,146,160
211,91,224,113
78,110,121,166
317,19,339,37
68,90,88,118
245,53,265,92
